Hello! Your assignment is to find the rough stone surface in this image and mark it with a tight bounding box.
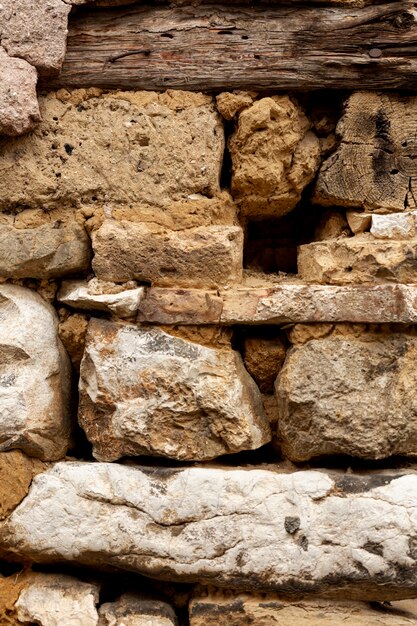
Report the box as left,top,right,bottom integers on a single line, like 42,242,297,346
0,90,223,210
58,280,144,318
346,211,372,234
215,91,257,120
189,591,417,625
0,1,70,73
243,336,287,393
99,594,178,626
78,320,270,461
276,328,417,461
0,222,91,279
230,96,320,217
314,209,349,241
0,47,40,136
0,451,45,521
92,220,243,287
58,310,89,371
3,462,417,599
370,213,416,239
0,284,71,460
15,573,100,626
138,284,417,325
314,92,417,212
298,236,417,284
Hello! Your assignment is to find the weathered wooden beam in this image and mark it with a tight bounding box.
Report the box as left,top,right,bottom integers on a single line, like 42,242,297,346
44,2,417,92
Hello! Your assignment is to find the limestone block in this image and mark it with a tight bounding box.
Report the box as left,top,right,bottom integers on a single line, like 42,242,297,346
138,284,417,325
0,47,40,136
78,320,270,461
243,335,287,393
3,462,417,599
0,90,223,210
370,213,416,239
58,279,144,318
0,284,71,460
314,92,417,212
92,220,243,287
15,574,100,626
298,236,417,284
230,96,320,217
346,211,372,234
0,1,70,73
0,222,91,278
275,328,417,461
189,591,417,625
99,594,178,626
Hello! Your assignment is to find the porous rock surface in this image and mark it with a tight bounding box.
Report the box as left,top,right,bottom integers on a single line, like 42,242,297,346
314,92,417,212
0,47,40,136
0,90,223,210
0,221,90,279
230,96,321,217
99,594,178,626
189,590,417,625
78,320,270,461
92,220,243,287
276,326,417,461
243,335,287,393
2,462,417,599
0,284,71,460
298,236,417,284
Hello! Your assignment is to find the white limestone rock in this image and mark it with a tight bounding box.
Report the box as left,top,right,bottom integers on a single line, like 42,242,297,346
15,573,100,626
370,213,415,239
0,284,71,460
78,320,270,461
2,462,417,599
58,279,145,318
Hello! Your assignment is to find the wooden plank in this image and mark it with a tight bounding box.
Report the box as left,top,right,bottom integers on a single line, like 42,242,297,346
44,2,417,91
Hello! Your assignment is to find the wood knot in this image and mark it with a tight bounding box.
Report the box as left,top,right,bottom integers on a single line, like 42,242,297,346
391,11,415,30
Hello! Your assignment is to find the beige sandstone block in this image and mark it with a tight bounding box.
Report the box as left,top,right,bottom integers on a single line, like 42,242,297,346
215,91,257,120
0,450,45,521
189,591,417,625
92,220,243,287
243,335,287,393
314,92,417,212
0,90,223,210
346,210,372,234
0,47,40,136
99,594,178,626
276,327,417,461
0,285,71,460
230,96,320,217
0,221,91,279
58,279,144,318
3,463,417,599
298,236,417,284
78,320,270,461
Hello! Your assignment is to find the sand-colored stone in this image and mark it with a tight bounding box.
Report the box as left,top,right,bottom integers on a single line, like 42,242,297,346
92,220,243,287
230,96,320,217
99,594,178,626
298,236,417,284
58,310,89,371
0,47,40,136
314,92,417,212
346,210,372,234
189,590,417,625
0,451,45,521
276,327,417,461
216,92,257,120
314,209,349,241
58,279,144,318
3,463,417,599
243,336,287,393
0,222,90,279
78,319,270,461
0,90,223,210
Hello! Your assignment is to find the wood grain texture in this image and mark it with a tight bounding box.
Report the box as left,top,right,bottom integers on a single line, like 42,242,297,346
44,1,417,91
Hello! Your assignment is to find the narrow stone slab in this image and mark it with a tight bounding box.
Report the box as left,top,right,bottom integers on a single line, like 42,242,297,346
78,320,270,461
2,462,417,599
189,591,417,625
0,222,91,279
137,284,417,325
99,594,178,626
58,280,144,318
298,238,417,284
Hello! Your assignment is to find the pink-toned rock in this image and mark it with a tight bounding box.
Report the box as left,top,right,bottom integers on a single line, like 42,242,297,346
0,47,40,136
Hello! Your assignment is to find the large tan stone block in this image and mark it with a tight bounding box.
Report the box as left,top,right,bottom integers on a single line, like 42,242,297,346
78,320,270,461
0,90,223,210
3,463,417,599
0,47,40,136
276,327,417,461
92,220,243,287
230,96,320,217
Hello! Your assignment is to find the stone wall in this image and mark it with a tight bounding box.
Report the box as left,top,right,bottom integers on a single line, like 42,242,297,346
2,2,417,624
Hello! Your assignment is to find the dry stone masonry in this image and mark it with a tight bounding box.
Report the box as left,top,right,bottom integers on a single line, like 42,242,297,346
2,0,417,623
